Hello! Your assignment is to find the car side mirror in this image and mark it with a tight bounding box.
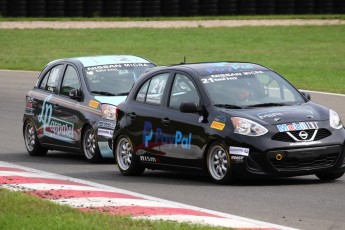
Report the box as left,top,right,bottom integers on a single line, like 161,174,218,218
69,89,82,100
300,91,311,100
180,102,199,113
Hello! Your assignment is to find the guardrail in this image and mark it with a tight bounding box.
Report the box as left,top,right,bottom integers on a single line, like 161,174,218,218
0,0,344,17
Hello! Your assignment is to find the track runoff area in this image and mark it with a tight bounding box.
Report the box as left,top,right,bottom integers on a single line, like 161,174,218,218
0,161,297,230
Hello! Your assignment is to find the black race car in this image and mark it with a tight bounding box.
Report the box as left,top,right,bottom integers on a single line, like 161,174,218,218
23,55,156,162
112,62,345,184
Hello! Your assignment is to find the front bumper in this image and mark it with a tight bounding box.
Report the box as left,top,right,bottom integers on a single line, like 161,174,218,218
95,120,116,158
231,145,345,178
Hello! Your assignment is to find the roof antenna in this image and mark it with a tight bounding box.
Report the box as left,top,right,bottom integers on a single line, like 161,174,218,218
180,56,186,64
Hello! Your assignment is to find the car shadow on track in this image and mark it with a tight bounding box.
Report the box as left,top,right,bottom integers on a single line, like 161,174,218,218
103,169,340,187
2,151,341,187
1,151,115,165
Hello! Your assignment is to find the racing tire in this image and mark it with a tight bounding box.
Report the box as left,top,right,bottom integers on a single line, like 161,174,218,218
315,172,344,181
116,135,145,176
23,120,48,156
82,126,102,163
206,142,233,184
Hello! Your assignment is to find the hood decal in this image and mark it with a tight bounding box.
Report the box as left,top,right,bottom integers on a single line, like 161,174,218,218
256,108,314,120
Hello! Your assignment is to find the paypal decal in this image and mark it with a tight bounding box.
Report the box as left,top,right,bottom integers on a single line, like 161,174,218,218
206,64,255,74
143,121,192,149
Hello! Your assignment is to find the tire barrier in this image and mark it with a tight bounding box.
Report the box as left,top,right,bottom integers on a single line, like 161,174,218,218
276,0,295,15
180,0,199,16
200,0,218,16
103,0,122,17
8,0,27,17
84,0,102,17
0,0,8,16
27,0,46,17
219,0,237,16
238,0,256,15
46,0,65,17
256,0,275,15
0,0,344,17
161,0,179,16
66,0,83,17
123,0,143,17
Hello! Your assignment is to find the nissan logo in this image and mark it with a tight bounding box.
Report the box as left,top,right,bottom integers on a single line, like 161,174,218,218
299,131,308,140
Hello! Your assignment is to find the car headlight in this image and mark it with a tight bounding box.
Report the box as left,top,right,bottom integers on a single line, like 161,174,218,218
231,117,268,136
101,104,117,121
329,109,343,129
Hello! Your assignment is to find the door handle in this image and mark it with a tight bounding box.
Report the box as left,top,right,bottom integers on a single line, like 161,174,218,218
161,118,170,126
54,104,60,110
128,113,136,120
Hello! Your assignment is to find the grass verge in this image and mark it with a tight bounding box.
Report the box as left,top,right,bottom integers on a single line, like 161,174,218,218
0,188,225,230
0,25,344,93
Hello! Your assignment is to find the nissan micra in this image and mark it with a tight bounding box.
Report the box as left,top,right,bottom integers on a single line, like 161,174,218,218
23,55,156,162
112,62,345,184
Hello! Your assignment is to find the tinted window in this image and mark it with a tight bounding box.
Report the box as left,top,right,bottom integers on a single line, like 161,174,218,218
135,80,150,102
84,63,155,96
60,65,81,97
201,70,305,107
135,73,169,105
39,65,63,94
39,71,49,90
169,74,200,110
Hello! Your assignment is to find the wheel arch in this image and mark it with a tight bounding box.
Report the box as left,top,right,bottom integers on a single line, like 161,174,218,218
80,123,92,149
202,135,228,168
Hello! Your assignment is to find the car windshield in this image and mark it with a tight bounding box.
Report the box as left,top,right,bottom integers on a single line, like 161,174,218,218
83,63,155,96
200,70,306,108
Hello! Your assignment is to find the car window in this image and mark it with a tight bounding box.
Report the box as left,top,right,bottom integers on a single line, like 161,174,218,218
169,74,200,110
135,73,169,105
39,64,63,94
84,63,155,96
136,80,150,102
39,71,49,90
201,70,305,106
256,74,296,101
60,65,81,97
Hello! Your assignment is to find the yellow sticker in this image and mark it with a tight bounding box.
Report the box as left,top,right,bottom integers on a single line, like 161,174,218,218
210,121,225,130
89,100,99,108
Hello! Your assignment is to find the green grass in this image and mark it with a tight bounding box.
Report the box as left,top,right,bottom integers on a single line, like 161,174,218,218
0,189,225,230
1,25,344,93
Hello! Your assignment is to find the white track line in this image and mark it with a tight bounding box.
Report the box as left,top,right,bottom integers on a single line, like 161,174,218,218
0,161,298,229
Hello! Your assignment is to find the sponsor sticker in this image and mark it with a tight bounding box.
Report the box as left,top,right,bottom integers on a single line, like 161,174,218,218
231,155,244,162
140,156,158,163
97,128,113,138
215,115,227,123
229,146,249,156
143,121,192,149
98,121,116,129
289,141,322,146
276,122,318,132
38,95,74,143
89,100,99,108
210,121,225,130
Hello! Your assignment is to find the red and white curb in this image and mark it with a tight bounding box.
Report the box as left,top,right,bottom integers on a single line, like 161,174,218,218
0,161,297,229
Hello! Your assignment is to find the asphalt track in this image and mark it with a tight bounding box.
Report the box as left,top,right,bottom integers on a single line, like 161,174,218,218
1,70,345,229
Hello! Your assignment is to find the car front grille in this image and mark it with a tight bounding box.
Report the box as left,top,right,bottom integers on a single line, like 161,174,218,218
271,128,332,142
267,145,341,171
270,153,338,171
